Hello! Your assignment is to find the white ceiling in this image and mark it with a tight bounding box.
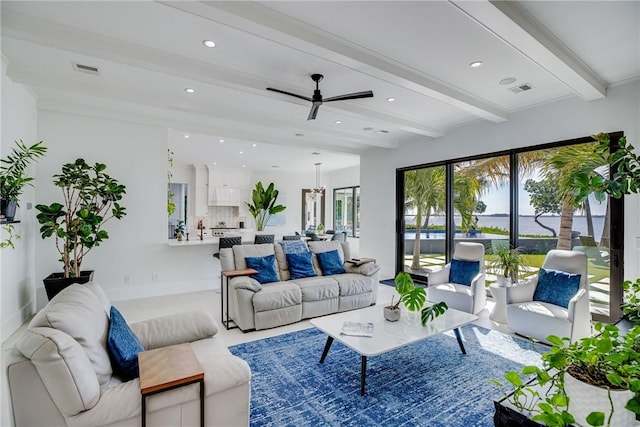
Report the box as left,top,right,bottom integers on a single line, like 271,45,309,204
2,1,638,172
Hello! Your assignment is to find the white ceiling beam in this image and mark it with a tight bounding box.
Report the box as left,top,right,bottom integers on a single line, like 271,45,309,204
451,0,607,101
164,1,508,123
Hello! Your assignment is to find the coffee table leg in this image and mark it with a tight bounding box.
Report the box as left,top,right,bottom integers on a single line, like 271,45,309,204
361,355,367,396
453,327,466,354
319,336,334,363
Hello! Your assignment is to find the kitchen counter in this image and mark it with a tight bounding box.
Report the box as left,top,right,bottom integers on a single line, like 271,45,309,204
167,229,254,246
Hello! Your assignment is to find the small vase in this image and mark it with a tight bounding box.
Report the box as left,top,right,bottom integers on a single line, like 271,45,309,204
384,306,400,322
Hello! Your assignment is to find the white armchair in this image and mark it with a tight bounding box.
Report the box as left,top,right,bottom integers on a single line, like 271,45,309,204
505,249,591,344
428,242,486,314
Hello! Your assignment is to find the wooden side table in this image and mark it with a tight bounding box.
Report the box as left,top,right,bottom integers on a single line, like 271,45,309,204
139,343,205,427
220,268,258,330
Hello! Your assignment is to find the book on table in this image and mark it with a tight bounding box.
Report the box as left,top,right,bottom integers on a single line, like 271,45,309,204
341,321,374,337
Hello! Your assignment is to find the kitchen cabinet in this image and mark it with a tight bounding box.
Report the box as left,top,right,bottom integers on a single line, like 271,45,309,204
193,165,209,217
207,167,251,206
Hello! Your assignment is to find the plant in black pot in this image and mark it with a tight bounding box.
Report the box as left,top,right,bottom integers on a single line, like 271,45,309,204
36,158,126,300
0,140,47,221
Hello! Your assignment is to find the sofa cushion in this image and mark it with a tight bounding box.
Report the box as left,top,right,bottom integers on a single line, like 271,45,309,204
308,241,345,275
252,282,302,313
107,306,144,381
333,274,374,296
290,276,339,302
245,255,279,284
286,251,317,280
533,268,581,309
29,283,113,386
316,249,346,275
232,243,277,270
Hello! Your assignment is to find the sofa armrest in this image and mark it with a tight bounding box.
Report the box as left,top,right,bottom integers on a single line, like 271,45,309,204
505,277,538,304
428,264,450,286
130,310,218,350
230,276,263,293
344,262,381,276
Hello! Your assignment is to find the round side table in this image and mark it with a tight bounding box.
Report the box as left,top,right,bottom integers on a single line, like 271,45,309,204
489,284,508,323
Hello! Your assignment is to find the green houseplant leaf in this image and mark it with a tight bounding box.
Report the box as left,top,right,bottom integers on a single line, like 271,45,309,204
245,181,286,231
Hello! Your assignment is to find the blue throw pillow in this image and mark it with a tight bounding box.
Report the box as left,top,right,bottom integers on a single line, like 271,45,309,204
533,268,581,309
245,254,279,284
286,251,317,280
316,250,345,275
107,306,144,381
279,240,309,255
449,259,480,286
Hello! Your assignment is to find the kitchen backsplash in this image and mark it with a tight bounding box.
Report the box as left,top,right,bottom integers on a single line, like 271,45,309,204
208,206,240,227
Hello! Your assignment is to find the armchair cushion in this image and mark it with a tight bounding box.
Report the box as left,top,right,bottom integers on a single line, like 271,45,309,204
245,254,279,284
286,251,317,280
316,250,346,275
533,268,581,309
107,306,144,381
449,259,480,286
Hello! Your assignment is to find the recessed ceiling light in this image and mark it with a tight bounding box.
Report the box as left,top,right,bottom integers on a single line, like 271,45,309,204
184,88,195,93
252,143,257,147
241,165,246,168
213,162,217,165
239,151,243,155
499,77,517,85
219,139,224,143
469,61,483,68
387,97,396,102
202,40,216,48
334,120,342,124
184,134,190,139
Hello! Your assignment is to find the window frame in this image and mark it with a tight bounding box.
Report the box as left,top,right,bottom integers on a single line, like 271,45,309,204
333,185,360,238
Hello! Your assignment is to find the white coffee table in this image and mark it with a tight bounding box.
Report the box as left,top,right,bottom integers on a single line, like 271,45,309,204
310,304,478,395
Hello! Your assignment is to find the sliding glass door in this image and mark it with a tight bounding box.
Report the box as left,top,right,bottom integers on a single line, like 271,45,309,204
396,133,623,322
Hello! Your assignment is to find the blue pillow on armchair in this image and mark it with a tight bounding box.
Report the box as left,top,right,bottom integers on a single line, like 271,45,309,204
533,268,581,309
245,254,279,284
286,251,317,280
449,259,480,286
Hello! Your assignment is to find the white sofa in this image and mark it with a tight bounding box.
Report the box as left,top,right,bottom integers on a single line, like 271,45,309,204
6,282,251,427
220,240,381,331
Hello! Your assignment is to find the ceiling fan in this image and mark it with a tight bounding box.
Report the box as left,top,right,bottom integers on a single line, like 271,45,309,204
267,74,374,120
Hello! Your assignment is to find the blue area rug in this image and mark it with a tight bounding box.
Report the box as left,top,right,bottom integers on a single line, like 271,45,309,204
229,323,546,426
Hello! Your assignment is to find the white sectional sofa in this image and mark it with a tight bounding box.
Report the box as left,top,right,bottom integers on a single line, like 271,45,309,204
220,240,381,331
6,282,251,427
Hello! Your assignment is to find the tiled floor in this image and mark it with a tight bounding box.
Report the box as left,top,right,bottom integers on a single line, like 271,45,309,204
114,283,513,347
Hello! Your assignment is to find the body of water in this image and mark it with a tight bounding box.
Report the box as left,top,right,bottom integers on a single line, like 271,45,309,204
406,215,605,242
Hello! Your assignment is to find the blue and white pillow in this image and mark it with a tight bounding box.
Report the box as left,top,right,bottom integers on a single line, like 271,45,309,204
279,240,309,255
449,259,480,286
533,268,581,308
286,251,317,280
245,254,279,284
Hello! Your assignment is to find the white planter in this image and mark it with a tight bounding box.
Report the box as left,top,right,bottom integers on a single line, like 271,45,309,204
564,372,636,427
495,275,512,287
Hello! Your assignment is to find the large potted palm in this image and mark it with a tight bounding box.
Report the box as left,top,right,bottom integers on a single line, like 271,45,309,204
245,181,285,231
0,140,47,221
36,158,126,300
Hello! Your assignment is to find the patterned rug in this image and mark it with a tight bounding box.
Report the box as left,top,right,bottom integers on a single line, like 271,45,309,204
229,324,547,426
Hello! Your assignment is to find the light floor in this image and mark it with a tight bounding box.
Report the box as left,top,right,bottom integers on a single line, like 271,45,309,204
114,283,513,347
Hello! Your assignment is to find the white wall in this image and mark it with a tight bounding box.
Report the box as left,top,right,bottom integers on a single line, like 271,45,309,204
360,80,640,281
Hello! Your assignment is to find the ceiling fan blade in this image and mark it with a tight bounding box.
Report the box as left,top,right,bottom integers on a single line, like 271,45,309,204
324,90,374,102
307,104,320,120
266,87,312,102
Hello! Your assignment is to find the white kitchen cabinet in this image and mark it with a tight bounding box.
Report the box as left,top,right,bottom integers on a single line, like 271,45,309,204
207,167,251,205
193,165,209,217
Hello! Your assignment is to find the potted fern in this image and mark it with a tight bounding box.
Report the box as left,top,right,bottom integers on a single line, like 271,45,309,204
385,272,448,325
0,140,47,221
36,158,126,299
245,181,285,231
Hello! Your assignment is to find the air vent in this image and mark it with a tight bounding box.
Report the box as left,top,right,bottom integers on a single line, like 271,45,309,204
508,83,533,94
72,62,100,75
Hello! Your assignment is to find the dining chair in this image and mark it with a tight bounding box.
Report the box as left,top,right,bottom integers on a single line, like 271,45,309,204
214,236,243,259
254,234,275,244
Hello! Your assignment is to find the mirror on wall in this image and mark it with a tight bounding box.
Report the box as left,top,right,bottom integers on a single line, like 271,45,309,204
302,189,325,231
168,182,188,238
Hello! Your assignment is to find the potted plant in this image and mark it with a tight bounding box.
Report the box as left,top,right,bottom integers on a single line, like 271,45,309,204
385,272,448,325
0,140,47,221
621,278,640,324
36,158,126,300
175,220,185,241
245,181,285,231
487,245,526,286
492,323,640,426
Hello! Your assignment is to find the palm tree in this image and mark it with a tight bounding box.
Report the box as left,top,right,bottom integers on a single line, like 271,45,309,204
405,167,445,271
